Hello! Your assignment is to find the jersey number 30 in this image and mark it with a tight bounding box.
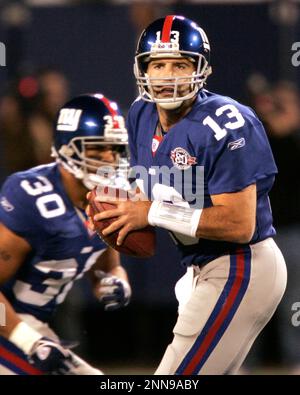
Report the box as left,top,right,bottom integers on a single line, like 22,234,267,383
21,176,66,218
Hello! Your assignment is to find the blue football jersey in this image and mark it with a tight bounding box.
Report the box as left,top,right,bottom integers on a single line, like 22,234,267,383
127,90,277,266
0,163,107,322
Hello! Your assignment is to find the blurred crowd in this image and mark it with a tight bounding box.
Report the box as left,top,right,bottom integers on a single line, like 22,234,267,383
0,68,69,179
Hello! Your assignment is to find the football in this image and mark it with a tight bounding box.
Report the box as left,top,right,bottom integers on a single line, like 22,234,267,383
88,186,156,258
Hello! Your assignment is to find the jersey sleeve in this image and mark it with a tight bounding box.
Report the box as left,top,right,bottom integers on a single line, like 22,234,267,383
0,174,44,245
207,114,277,195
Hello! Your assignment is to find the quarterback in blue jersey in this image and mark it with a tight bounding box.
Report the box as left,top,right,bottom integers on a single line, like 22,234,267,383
0,94,131,375
90,16,287,374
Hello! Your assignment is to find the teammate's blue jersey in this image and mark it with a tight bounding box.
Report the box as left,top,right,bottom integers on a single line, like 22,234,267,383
0,163,106,322
127,90,277,266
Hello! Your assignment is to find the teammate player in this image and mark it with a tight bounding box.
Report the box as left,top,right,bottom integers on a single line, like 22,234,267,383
90,16,287,374
0,94,131,375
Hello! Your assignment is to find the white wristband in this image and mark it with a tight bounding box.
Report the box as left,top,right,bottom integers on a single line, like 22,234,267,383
9,321,42,355
148,201,202,238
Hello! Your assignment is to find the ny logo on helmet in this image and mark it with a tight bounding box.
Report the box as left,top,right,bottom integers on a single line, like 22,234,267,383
57,109,82,132
192,24,210,51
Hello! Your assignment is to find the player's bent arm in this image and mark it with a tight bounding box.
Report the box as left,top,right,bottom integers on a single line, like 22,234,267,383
196,184,256,243
0,223,93,373
0,224,46,359
0,224,42,355
148,184,256,244
0,224,45,360
0,223,32,339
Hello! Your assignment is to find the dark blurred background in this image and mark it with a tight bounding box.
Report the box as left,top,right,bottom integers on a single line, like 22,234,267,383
1,0,300,374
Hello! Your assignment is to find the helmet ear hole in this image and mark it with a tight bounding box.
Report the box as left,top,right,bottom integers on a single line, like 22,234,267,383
59,145,74,157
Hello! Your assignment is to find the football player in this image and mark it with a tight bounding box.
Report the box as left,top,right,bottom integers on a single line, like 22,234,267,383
0,94,131,375
89,16,287,374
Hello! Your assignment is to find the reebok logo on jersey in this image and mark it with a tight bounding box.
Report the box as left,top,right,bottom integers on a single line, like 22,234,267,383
227,138,245,151
0,196,14,212
170,147,197,170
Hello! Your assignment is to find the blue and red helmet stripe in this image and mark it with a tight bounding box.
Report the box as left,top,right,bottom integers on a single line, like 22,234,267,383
161,15,175,42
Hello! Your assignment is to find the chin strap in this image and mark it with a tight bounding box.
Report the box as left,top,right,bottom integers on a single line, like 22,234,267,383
158,101,183,110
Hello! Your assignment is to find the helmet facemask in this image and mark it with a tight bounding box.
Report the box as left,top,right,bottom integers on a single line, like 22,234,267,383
134,51,212,108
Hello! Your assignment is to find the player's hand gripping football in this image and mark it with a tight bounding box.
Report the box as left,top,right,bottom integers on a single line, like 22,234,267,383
28,337,78,375
95,270,131,311
86,189,152,246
